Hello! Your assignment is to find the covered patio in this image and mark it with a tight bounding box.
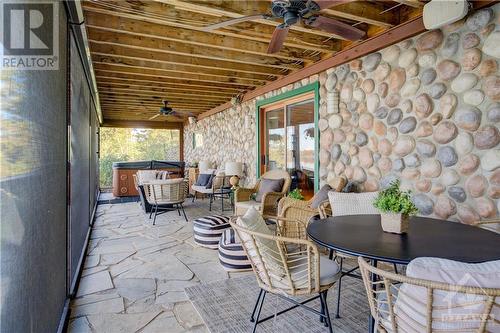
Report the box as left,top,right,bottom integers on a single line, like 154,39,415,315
2,0,500,333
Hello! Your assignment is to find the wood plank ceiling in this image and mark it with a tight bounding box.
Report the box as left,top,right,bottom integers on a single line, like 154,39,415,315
82,0,424,123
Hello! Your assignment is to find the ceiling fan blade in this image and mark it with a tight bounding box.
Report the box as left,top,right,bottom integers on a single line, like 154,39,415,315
314,0,353,10
201,14,269,32
149,114,161,120
306,16,365,41
267,24,289,54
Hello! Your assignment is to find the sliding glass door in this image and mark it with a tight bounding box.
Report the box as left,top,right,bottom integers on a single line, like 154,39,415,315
261,93,316,199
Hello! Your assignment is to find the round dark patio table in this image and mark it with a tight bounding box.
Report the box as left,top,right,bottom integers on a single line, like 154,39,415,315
307,214,500,264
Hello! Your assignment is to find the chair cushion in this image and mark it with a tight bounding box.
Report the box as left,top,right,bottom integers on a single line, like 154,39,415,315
288,255,340,288
310,184,331,209
193,215,230,249
218,228,252,272
191,185,213,194
236,207,284,276
137,170,158,184
328,191,379,217
255,178,284,202
235,200,261,211
195,173,213,186
394,257,500,332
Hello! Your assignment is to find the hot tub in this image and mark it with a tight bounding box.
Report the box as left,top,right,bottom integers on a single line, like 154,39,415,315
112,160,185,197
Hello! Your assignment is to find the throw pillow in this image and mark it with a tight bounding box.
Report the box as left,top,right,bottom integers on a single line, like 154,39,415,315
195,173,212,186
205,174,216,189
310,184,332,209
255,178,284,202
327,191,379,216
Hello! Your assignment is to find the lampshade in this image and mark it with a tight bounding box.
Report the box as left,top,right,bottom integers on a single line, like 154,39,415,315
199,160,212,173
225,162,243,177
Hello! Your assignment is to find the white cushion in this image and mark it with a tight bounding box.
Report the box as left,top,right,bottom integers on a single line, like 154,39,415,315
328,191,379,216
137,170,157,184
149,178,184,185
236,207,284,276
318,256,341,285
235,200,261,210
192,185,213,194
394,257,500,332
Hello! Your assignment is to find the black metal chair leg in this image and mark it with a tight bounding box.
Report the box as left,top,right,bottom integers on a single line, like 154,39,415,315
393,263,398,274
335,257,343,318
180,203,188,222
176,204,181,216
329,249,334,260
149,206,153,219
192,194,195,203
321,291,334,333
209,194,213,211
250,289,264,322
152,204,158,225
252,290,266,333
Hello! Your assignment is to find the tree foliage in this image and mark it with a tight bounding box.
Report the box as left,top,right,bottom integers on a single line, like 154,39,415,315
99,128,180,188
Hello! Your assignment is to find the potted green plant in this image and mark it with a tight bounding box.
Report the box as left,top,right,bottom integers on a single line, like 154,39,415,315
288,188,304,200
373,180,418,234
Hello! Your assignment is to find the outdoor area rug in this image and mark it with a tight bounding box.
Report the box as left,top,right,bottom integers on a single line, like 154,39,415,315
185,274,369,333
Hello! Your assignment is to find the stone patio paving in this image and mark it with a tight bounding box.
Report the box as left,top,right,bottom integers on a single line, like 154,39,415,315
68,197,249,332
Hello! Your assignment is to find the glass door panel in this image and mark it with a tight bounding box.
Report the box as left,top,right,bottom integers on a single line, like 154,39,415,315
265,108,285,171
286,100,315,199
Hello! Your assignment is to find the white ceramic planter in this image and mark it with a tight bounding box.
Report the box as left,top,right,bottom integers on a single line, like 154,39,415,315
380,212,409,234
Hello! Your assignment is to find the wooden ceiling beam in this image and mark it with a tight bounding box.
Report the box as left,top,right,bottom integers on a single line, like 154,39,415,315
95,82,237,97
95,76,246,92
99,98,216,108
89,41,286,77
82,2,339,53
83,13,321,63
166,0,347,40
96,87,231,101
393,0,424,8
91,59,270,84
322,2,398,28
94,72,255,90
86,27,305,70
101,120,184,128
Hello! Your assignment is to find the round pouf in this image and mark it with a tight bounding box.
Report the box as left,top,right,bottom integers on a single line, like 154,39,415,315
193,215,230,249
218,228,252,272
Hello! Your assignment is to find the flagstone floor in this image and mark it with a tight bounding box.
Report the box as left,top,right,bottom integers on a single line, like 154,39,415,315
68,197,249,333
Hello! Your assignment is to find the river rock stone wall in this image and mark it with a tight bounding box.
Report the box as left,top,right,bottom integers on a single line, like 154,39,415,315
185,4,500,223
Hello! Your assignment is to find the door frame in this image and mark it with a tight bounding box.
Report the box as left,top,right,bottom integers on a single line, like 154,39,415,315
255,81,320,192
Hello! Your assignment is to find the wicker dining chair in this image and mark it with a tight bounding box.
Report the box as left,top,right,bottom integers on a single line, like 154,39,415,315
358,257,500,333
143,178,188,224
229,209,341,333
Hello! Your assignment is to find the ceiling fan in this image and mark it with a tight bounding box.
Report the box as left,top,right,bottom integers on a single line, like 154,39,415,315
200,0,366,54
149,100,195,120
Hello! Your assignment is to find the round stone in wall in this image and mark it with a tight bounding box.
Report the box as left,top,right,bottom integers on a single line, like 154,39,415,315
363,52,381,72
412,193,434,215
401,78,421,97
353,88,365,102
462,48,482,71
378,82,388,98
416,179,431,192
418,51,436,68
483,32,500,59
355,131,368,146
434,196,457,219
455,132,474,155
331,144,342,160
359,113,373,131
437,60,461,81
463,89,484,106
430,113,443,125
416,29,443,51
320,148,330,165
451,73,478,93
373,63,390,82
442,169,460,186
457,153,480,175
476,198,497,218
480,59,497,77
382,45,400,63
378,157,392,173
433,121,458,144
421,159,442,178
328,114,343,129
389,68,406,92
401,100,412,113
318,118,328,131
414,93,433,119
387,108,403,125
325,73,337,91
378,139,392,156
385,93,400,108
474,125,500,150
374,106,388,119
483,150,500,171
465,174,488,198
367,94,380,114
416,121,433,137
393,136,416,157
454,106,482,131
402,168,420,180
398,48,417,68
404,153,420,168
340,84,353,102
429,83,447,99
374,121,387,136
487,104,500,122
421,68,437,85
441,32,460,58
436,146,458,167
336,64,350,81
359,147,373,168
465,8,493,31
380,173,399,189
483,76,500,101
393,158,405,171
462,32,480,49
407,63,419,78
457,205,480,224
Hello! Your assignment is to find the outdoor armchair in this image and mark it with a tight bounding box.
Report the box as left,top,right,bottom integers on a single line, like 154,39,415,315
143,178,188,224
191,170,232,211
229,208,340,333
234,169,291,217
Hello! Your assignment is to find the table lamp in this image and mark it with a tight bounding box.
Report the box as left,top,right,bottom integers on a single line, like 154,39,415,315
225,162,243,187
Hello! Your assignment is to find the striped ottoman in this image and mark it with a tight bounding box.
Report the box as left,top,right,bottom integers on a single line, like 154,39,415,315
193,215,230,249
218,228,252,272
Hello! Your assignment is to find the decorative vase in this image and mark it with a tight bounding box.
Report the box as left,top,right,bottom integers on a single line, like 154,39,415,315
380,212,409,234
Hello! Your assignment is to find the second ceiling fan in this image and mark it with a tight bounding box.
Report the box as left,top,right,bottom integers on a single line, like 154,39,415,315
201,0,366,54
